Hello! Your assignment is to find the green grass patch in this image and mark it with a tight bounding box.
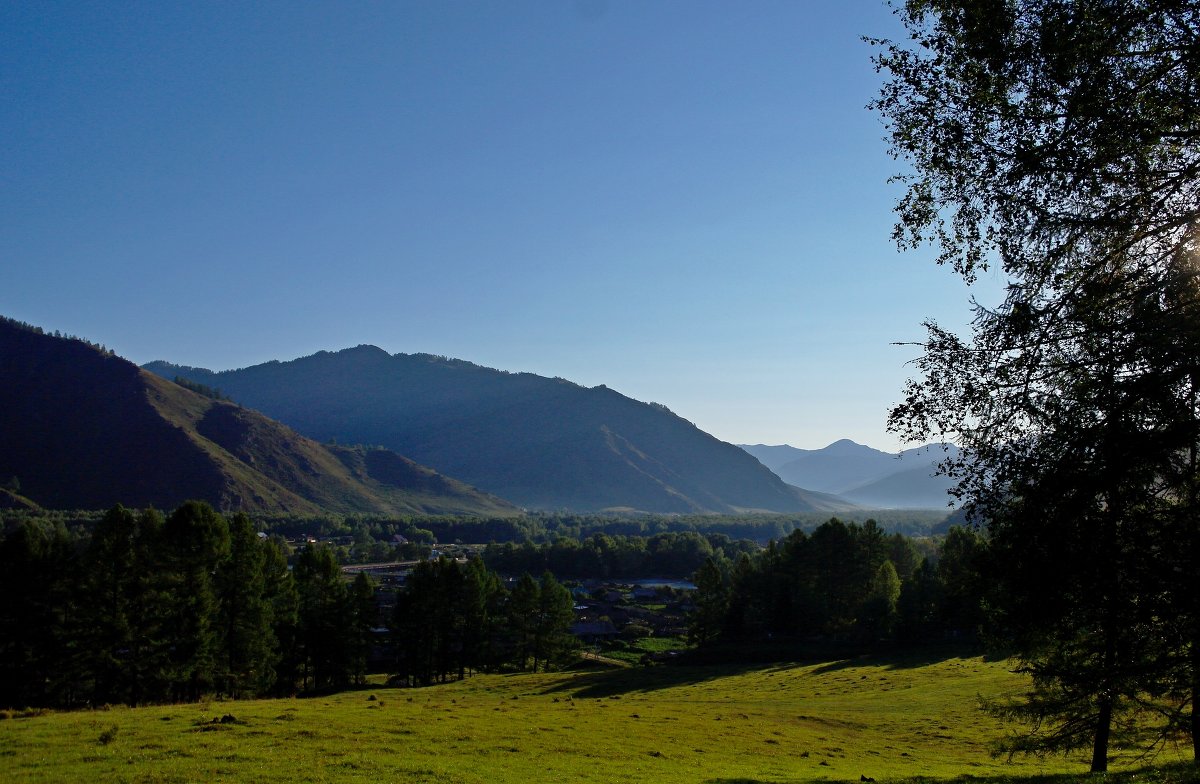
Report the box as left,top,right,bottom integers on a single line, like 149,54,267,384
634,635,689,654
597,634,692,664
0,654,1193,783
595,647,643,665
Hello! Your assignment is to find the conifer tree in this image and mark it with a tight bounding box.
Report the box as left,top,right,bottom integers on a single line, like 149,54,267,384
160,501,230,701
531,571,576,672
294,544,348,690
0,519,76,707
860,561,901,641
215,513,276,698
261,536,299,694
689,556,731,645
344,572,376,685
460,557,506,676
507,573,540,671
78,505,139,704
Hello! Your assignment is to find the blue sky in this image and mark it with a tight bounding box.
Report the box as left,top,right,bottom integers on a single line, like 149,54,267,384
2,1,1002,451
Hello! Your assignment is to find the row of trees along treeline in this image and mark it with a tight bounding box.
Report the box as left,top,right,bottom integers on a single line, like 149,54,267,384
153,508,951,551
0,503,377,708
871,0,1200,771
482,530,760,580
0,502,579,708
687,519,982,648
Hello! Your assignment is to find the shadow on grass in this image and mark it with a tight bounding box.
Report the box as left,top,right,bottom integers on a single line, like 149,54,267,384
705,760,1199,784
807,642,1007,675
541,642,998,699
540,659,784,698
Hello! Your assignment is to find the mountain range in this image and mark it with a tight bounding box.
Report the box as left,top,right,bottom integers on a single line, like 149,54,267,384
4,313,950,516
145,347,857,515
739,439,958,509
0,318,515,516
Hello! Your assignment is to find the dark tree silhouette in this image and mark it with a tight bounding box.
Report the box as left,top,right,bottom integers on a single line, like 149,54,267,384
872,1,1200,770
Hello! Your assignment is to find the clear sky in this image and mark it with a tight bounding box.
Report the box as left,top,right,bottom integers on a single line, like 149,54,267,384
2,1,1003,451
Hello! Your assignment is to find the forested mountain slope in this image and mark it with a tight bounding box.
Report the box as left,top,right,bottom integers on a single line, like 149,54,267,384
146,346,855,514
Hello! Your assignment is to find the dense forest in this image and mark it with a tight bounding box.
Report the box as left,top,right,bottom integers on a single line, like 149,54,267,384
0,497,979,710
0,503,376,707
687,519,982,649
483,530,760,580
0,503,580,707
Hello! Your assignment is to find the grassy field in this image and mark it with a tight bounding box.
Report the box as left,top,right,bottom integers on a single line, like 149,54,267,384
1,652,1194,783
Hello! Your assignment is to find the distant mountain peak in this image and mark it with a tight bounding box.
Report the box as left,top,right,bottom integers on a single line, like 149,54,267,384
313,344,392,364
347,343,390,356
823,438,872,453
740,438,957,509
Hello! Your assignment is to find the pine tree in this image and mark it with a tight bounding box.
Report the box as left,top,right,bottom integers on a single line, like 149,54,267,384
294,544,348,690
531,571,576,672
689,556,731,645
261,536,299,694
460,557,506,676
860,561,901,642
159,501,230,701
344,572,376,685
0,519,76,707
507,573,540,671
215,513,277,698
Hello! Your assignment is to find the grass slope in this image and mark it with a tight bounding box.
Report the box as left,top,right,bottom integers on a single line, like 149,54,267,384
3,655,1193,783
146,374,516,517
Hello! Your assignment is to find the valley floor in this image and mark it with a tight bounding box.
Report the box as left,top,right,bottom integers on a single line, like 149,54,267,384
1,653,1194,783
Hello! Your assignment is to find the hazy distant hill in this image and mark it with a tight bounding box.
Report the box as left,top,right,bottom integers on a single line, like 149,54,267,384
0,318,516,516
740,439,957,509
146,347,856,515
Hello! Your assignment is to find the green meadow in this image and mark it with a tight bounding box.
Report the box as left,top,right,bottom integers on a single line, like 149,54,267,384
2,654,1194,784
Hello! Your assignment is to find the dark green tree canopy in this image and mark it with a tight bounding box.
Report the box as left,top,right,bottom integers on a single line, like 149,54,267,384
873,0,1200,771
871,0,1199,286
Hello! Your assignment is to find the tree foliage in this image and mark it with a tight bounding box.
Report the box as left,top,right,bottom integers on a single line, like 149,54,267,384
689,519,981,649
0,502,370,708
391,559,576,685
872,0,1200,770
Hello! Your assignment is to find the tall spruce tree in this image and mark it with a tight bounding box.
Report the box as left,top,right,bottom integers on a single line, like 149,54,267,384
293,544,349,690
215,513,277,698
76,505,171,705
0,519,76,707
344,572,377,685
690,556,732,645
531,571,576,672
507,573,541,672
261,535,299,694
160,501,230,702
459,557,506,677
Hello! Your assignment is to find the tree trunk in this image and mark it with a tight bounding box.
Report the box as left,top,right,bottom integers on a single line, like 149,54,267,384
1191,654,1198,764
1091,694,1112,773
1190,394,1199,766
